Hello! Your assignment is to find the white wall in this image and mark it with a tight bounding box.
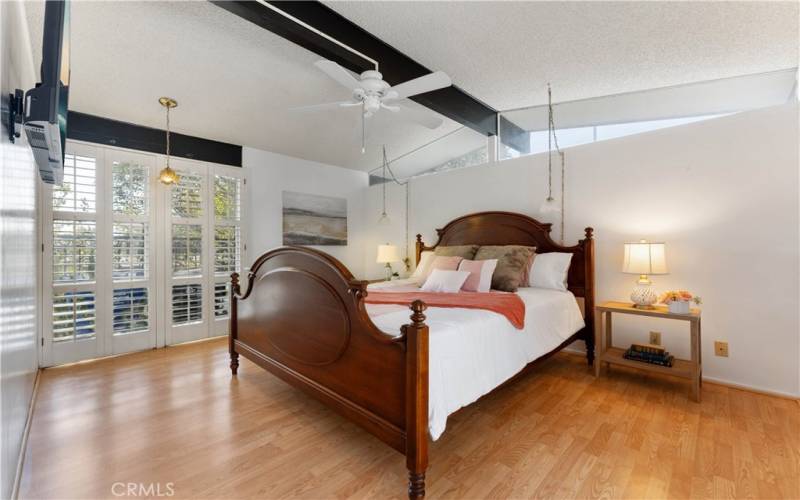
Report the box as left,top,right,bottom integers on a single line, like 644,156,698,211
366,104,800,397
1,1,39,497
244,147,369,277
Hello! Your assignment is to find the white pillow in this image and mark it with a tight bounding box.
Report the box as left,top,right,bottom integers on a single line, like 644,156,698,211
410,251,436,285
529,252,572,291
421,269,470,293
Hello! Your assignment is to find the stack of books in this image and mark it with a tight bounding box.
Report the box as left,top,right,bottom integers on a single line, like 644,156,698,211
623,343,674,367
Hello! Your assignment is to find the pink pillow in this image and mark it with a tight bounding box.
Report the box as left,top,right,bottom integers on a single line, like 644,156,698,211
425,255,463,280
458,259,498,292
421,269,470,293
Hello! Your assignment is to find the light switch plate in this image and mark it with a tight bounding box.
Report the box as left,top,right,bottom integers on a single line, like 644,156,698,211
714,341,729,357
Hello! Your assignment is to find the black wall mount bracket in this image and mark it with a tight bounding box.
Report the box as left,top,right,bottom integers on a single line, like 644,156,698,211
6,89,24,143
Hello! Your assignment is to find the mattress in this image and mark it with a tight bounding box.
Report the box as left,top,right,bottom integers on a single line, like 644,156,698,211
366,280,585,440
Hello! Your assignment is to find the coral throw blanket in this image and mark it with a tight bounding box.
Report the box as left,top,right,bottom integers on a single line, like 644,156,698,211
365,291,526,329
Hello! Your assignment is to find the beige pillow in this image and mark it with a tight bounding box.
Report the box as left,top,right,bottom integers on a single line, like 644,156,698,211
434,245,479,260
474,245,536,292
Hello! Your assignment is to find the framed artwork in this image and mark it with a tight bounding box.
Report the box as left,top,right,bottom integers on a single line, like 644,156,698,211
282,191,347,246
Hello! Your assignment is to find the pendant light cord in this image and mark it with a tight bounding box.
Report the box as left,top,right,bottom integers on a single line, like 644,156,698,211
546,83,563,200
547,86,552,200
379,145,412,268
165,104,171,167
546,83,566,243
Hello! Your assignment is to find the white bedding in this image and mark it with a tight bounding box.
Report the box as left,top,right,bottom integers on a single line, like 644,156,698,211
366,280,585,440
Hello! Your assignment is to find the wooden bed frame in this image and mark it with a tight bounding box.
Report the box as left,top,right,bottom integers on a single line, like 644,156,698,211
229,211,594,498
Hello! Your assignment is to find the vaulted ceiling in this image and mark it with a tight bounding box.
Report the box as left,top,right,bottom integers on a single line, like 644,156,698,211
326,1,799,110
25,1,799,172
25,1,464,171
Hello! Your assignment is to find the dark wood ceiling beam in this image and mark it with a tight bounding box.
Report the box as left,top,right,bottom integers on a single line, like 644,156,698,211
67,111,242,167
211,0,499,137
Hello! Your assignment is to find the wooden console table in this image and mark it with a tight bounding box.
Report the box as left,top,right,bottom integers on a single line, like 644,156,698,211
594,301,702,402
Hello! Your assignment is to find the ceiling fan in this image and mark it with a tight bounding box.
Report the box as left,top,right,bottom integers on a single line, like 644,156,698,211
292,60,453,152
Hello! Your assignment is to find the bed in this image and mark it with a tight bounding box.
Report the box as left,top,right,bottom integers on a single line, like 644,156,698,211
229,211,595,498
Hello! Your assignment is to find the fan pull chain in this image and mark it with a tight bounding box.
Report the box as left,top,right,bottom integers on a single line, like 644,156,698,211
361,102,366,154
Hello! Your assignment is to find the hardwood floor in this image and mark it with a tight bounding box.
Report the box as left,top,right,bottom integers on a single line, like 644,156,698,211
20,338,799,499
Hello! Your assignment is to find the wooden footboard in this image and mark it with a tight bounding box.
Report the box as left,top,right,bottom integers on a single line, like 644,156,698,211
229,247,429,498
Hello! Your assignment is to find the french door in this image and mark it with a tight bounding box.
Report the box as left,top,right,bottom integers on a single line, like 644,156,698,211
41,141,246,366
165,160,244,344
42,142,108,365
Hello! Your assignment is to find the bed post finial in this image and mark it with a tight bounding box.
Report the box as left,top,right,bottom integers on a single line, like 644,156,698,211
404,299,429,499
585,227,594,239
415,235,425,267
410,300,427,324
229,272,240,376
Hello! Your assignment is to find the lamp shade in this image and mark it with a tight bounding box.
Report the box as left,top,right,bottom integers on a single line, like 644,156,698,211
376,244,401,264
622,240,668,275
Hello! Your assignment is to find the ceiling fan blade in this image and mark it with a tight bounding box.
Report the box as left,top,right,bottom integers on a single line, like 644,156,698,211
396,103,444,129
314,60,362,91
381,102,400,112
289,101,356,113
386,71,451,100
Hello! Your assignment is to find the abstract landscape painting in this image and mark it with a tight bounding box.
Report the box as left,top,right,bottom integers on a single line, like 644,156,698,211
282,191,347,246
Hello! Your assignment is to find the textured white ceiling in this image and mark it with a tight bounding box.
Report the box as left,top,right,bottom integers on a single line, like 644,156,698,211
25,1,461,171
326,1,799,110
24,1,799,172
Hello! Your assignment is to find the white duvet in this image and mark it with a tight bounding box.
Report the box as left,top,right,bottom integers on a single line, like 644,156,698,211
366,279,585,440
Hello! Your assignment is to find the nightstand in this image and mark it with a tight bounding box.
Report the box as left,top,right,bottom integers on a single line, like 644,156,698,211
594,301,702,402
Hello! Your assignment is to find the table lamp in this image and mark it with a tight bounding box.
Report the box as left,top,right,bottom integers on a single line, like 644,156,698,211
622,240,668,309
376,244,401,281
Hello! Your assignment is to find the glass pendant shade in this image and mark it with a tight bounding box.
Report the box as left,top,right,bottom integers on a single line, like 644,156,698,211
377,145,391,225
539,196,561,213
159,165,180,185
377,211,392,225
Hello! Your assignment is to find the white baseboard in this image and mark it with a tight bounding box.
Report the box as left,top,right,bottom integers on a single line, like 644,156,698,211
12,368,41,500
701,376,799,400
561,346,799,400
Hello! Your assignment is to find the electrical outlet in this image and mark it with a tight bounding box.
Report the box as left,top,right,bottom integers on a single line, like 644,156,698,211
649,331,662,346
714,341,729,357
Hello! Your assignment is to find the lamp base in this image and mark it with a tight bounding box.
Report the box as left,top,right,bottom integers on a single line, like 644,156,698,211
384,263,393,281
630,283,658,309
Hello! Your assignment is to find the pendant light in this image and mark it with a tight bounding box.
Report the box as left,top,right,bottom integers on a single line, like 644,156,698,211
158,97,180,185
539,84,561,214
377,145,391,225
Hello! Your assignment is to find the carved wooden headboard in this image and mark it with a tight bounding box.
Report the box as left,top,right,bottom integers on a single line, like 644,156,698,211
415,211,594,315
